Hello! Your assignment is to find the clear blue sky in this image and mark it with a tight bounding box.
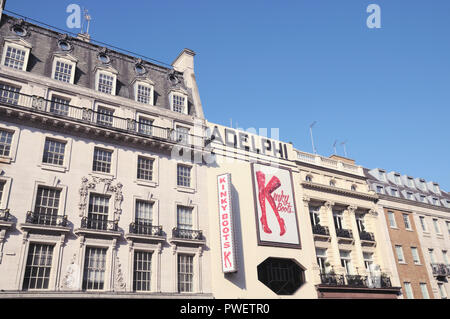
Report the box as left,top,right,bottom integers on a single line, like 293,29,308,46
4,0,450,190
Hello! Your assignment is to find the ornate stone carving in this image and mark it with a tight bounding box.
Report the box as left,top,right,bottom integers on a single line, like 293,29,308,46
78,176,123,220
61,253,80,290
324,201,334,210
32,96,46,111
347,205,357,214
114,256,126,291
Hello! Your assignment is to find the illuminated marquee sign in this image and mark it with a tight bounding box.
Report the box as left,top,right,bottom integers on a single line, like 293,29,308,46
217,173,237,273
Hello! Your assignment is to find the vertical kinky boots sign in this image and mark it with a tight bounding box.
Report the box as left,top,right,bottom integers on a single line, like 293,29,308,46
251,163,301,248
217,173,238,273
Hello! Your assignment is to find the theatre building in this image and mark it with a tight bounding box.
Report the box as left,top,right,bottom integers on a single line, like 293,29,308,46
294,151,401,298
366,168,450,299
0,9,212,297
205,123,318,298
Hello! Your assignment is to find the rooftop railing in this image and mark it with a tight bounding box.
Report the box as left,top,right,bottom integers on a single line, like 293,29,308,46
0,88,205,148
295,150,363,175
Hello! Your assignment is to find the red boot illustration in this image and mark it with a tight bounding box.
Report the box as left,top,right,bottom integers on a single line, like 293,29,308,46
256,171,272,234
264,175,286,236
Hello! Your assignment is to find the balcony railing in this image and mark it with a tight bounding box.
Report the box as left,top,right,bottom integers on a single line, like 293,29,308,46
431,263,450,277
80,216,118,232
172,227,203,241
320,272,393,289
320,273,345,286
25,211,67,227
346,275,368,287
0,209,11,221
312,224,330,236
359,231,376,242
336,228,353,239
0,89,205,148
129,222,163,236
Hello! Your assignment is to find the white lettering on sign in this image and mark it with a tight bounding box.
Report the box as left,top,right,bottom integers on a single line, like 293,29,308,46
217,173,237,273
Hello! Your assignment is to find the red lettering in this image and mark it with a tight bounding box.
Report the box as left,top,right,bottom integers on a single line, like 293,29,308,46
222,220,229,227
224,251,232,268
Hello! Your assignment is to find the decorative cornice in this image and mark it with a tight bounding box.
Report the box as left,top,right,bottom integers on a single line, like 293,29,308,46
302,181,378,202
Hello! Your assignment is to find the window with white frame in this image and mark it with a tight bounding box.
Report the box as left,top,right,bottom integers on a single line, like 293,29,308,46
333,210,344,230
404,282,414,299
420,195,427,203
433,218,441,234
0,83,20,105
177,164,191,188
438,283,447,299
390,188,399,197
0,180,5,206
22,243,54,290
395,245,405,263
309,206,320,226
175,126,190,145
316,248,329,274
402,214,412,230
0,128,13,157
420,283,430,299
178,254,193,293
387,211,397,228
177,205,193,230
135,200,153,235
172,94,186,113
2,43,29,70
34,186,61,225
92,148,112,173
87,194,110,230
442,250,449,265
406,177,414,188
133,251,152,291
419,216,428,232
138,117,153,136
96,106,114,127
53,59,75,83
411,247,420,265
49,95,70,116
339,250,352,275
136,83,152,104
96,72,116,95
363,252,374,272
376,185,384,194
394,174,402,185
42,138,66,166
82,247,107,290
137,156,154,181
406,191,414,200
428,249,436,264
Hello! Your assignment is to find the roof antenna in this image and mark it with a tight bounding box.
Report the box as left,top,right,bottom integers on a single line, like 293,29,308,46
309,121,317,154
84,9,92,35
333,140,338,155
340,140,348,157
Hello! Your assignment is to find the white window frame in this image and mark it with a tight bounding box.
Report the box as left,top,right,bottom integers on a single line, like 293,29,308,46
1,38,32,71
0,123,20,164
51,54,77,84
135,154,158,188
30,180,68,219
0,176,12,210
395,245,406,264
38,133,73,173
433,218,441,234
175,162,196,193
420,283,430,299
94,67,117,96
387,211,397,228
169,89,188,115
91,145,117,178
419,216,428,233
402,214,412,231
133,79,154,105
411,247,421,265
404,282,414,299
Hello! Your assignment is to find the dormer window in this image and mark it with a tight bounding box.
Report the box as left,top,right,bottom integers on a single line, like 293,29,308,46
1,38,32,71
169,89,188,114
95,66,118,96
133,78,154,105
379,170,387,182
420,195,427,203
406,192,414,200
375,185,384,194
390,188,399,197
51,54,77,84
394,174,401,185
406,177,414,188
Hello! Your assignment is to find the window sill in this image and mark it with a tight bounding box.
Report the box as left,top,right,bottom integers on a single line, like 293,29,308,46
39,163,67,173
135,179,158,188
398,261,407,265
90,171,115,179
0,157,12,164
390,226,399,230
175,186,196,194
